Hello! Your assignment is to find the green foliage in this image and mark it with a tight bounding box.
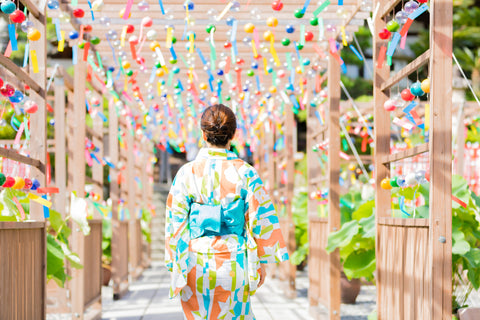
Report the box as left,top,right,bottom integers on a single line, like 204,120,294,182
140,208,153,244
102,218,112,265
0,189,83,287
326,200,376,281
290,190,309,265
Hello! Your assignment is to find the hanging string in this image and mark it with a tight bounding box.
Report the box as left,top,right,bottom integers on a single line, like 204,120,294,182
339,80,375,142
452,52,480,109
339,119,370,180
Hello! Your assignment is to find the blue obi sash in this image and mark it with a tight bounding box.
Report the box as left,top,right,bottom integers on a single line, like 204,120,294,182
189,199,246,239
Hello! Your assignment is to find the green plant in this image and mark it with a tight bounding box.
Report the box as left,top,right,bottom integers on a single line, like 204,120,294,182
326,199,376,281
140,208,152,244
0,189,83,287
102,218,112,266
290,189,309,266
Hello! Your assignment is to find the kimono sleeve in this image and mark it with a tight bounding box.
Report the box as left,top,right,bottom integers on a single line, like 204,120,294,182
165,166,191,272
246,168,289,264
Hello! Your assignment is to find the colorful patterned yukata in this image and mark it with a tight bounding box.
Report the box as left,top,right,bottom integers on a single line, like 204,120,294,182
165,148,289,320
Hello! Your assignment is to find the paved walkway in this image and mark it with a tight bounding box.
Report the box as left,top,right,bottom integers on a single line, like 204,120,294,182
102,262,377,320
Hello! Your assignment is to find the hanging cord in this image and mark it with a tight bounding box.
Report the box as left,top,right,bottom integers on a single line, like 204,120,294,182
452,52,480,108
353,34,373,78
339,119,370,181
339,80,375,142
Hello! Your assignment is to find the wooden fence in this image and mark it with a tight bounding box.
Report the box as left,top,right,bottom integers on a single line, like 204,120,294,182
0,0,48,318
0,222,46,319
373,0,453,318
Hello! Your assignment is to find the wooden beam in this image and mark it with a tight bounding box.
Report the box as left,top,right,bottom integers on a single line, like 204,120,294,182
0,55,45,97
380,143,429,164
428,0,453,316
0,148,45,173
20,0,45,22
380,50,430,91
379,0,402,18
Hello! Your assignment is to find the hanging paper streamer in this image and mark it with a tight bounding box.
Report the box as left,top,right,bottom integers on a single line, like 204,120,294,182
158,0,165,14
42,195,50,218
166,27,173,48
300,24,306,47
27,193,52,208
409,4,429,20
315,109,324,125
301,0,312,13
403,101,418,114
23,42,30,67
58,31,65,52
8,24,18,52
313,0,331,17
24,117,30,140
386,32,401,57
12,196,25,220
270,37,281,67
72,45,78,65
399,196,411,216
14,123,24,146
377,45,386,68
349,44,363,60
123,0,134,19
31,50,39,73
328,38,337,53
400,19,413,37
87,0,95,20
341,26,347,47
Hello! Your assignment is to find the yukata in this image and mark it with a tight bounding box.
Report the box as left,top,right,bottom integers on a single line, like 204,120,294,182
165,148,289,320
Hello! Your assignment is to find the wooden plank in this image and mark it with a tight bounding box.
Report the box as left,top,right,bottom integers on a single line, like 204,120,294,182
429,0,453,317
0,55,45,97
380,50,431,91
0,148,45,173
327,49,341,320
70,58,87,319
378,217,429,227
381,143,429,164
0,221,44,229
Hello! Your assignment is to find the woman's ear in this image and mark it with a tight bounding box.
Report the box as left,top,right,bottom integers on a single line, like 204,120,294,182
202,130,207,142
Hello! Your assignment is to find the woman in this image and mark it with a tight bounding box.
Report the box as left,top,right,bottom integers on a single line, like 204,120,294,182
165,104,289,319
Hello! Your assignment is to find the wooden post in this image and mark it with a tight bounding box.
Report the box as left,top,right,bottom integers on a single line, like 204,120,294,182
70,60,87,319
28,1,47,223
429,0,453,317
373,1,391,317
92,112,104,200
284,99,297,297
54,77,66,214
27,2,47,318
126,130,139,277
456,107,465,177
327,51,341,320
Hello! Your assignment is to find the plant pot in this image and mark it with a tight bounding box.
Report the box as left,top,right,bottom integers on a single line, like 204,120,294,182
340,273,361,304
102,265,112,286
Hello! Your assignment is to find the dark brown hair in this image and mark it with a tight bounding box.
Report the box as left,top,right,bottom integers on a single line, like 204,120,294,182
201,104,237,147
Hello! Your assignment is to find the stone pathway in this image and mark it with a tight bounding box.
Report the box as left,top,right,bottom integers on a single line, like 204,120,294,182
102,262,377,320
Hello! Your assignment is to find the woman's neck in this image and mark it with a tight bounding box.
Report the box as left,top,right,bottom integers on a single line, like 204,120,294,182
205,142,230,149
